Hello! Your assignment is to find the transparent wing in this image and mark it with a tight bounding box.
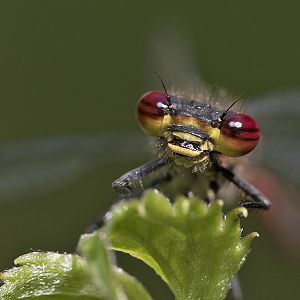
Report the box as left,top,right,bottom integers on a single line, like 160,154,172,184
0,134,150,202
248,90,300,189
246,91,300,254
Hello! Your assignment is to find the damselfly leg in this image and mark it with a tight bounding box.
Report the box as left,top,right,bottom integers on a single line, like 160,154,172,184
112,158,271,210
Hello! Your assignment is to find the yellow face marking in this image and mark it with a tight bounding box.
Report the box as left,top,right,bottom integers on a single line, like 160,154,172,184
209,127,221,152
169,132,204,143
170,118,222,151
161,113,224,169
163,113,220,163
161,114,172,131
167,143,202,157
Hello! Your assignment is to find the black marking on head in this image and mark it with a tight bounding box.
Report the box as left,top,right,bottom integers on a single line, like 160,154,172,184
167,124,209,140
169,139,201,152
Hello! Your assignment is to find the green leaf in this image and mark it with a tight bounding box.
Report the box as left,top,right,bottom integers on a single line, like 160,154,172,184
0,251,101,300
104,190,259,300
78,232,153,300
0,232,152,300
78,232,122,300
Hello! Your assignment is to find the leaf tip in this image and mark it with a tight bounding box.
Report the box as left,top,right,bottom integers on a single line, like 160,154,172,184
241,231,260,248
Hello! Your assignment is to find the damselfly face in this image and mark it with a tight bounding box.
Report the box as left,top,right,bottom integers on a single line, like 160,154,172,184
111,87,270,211
137,90,260,167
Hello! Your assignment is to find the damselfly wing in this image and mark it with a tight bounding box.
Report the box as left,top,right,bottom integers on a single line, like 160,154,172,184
0,134,149,202
245,91,300,254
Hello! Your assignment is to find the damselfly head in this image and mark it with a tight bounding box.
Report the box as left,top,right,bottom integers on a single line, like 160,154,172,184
137,90,260,167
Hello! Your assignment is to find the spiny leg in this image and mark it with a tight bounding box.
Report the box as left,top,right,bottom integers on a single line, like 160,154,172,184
112,157,171,199
217,166,271,210
86,157,172,233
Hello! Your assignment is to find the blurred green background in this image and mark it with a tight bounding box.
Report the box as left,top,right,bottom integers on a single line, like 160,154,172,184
0,1,300,299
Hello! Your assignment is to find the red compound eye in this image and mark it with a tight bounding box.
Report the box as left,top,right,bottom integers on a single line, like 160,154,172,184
137,90,169,136
218,113,260,156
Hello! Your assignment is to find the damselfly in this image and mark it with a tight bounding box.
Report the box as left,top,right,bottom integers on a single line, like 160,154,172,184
0,30,300,257
112,84,270,211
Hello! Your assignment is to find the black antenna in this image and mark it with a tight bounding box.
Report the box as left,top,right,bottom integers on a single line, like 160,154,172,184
219,96,243,120
155,72,171,106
